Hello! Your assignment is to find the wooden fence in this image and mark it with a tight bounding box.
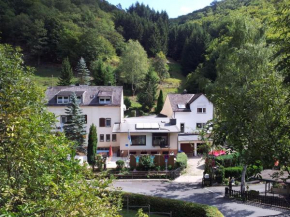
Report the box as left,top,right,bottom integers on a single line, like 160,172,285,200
225,188,290,209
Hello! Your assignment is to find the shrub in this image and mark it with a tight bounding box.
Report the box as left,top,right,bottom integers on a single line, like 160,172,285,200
139,155,154,171
224,167,243,180
116,160,125,170
176,152,188,168
247,161,263,178
122,193,223,217
215,153,240,167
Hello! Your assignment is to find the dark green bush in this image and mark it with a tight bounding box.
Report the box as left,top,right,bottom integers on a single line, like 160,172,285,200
122,193,223,217
124,97,131,109
224,167,243,180
247,161,263,178
215,153,240,167
116,160,125,170
176,152,188,168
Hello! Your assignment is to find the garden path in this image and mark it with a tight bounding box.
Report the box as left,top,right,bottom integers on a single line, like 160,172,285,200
173,156,205,183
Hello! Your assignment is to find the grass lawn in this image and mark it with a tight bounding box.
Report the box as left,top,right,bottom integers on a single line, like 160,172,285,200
119,209,164,217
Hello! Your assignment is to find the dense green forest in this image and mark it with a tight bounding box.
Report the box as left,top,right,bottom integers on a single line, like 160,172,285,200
0,0,289,95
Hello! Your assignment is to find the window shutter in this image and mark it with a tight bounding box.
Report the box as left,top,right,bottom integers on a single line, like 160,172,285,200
99,118,105,127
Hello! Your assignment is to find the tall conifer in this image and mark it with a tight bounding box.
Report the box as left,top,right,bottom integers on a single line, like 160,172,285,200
58,57,73,86
156,90,164,114
87,124,97,171
76,57,90,85
64,93,86,147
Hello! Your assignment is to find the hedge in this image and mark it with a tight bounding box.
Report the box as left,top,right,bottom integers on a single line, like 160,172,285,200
224,164,263,180
123,193,224,217
176,152,188,168
215,153,240,167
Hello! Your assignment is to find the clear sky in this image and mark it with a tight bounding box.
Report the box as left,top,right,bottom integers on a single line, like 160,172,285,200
106,0,213,18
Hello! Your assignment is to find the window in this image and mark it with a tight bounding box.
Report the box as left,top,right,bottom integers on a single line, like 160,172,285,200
60,115,68,124
196,123,206,129
197,107,206,113
106,134,110,142
105,118,111,127
112,134,117,142
141,151,147,154
152,133,169,147
99,97,111,104
57,96,69,104
131,135,146,146
180,123,185,133
162,151,169,155
99,118,111,127
100,134,104,142
151,151,158,155
57,96,81,104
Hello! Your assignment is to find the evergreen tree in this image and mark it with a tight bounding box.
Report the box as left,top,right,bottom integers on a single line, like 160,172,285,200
156,90,164,114
87,124,97,171
124,97,131,109
64,93,86,147
137,68,159,112
76,57,90,85
57,57,73,86
91,59,115,86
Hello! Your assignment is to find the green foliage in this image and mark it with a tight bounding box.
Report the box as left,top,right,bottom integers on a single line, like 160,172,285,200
0,44,122,216
76,57,91,85
215,153,240,167
116,160,125,170
137,68,159,112
123,193,223,217
139,155,154,171
87,124,97,170
64,93,86,146
57,57,73,86
119,40,149,96
136,209,149,217
215,166,225,184
155,90,164,114
176,152,188,168
224,167,243,180
152,51,169,81
91,59,115,86
124,97,132,109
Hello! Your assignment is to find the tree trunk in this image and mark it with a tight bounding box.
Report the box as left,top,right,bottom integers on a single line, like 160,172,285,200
132,83,135,96
240,165,247,192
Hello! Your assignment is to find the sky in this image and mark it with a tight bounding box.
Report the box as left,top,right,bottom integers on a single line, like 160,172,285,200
106,0,214,18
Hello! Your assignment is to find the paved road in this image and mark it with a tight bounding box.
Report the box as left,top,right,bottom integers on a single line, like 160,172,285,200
112,180,290,217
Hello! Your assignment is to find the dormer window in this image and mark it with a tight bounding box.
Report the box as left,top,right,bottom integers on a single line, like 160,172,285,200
99,97,111,104
57,96,69,104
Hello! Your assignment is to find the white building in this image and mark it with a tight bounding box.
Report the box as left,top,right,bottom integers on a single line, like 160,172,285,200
160,93,214,156
112,117,179,157
45,86,125,155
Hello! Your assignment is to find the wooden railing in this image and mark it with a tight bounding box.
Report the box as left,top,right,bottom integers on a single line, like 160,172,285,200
225,187,290,209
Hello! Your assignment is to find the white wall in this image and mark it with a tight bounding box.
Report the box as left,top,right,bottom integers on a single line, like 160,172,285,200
47,106,122,147
174,95,213,133
119,132,178,151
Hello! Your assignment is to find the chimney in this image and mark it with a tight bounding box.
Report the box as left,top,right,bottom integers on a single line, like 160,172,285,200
183,89,187,94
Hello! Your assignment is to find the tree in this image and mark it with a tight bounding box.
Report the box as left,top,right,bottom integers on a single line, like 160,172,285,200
206,18,285,192
87,124,97,171
155,90,164,114
119,40,149,96
76,57,90,85
91,59,115,86
124,97,131,110
137,68,159,112
57,57,73,86
0,44,122,215
64,93,86,147
152,51,169,82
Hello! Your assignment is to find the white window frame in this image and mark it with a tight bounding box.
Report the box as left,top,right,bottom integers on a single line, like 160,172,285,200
99,97,111,104
105,118,111,127
197,107,206,114
196,123,206,129
57,96,81,104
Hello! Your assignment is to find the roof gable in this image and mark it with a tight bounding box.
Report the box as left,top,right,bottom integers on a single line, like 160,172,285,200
167,93,203,112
